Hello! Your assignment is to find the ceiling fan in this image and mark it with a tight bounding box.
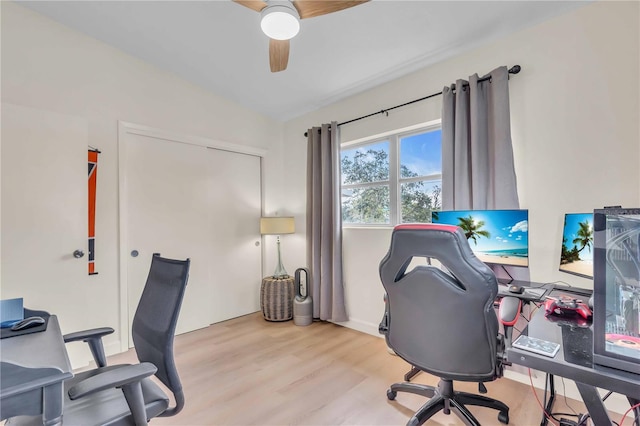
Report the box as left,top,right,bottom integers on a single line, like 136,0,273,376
234,0,369,72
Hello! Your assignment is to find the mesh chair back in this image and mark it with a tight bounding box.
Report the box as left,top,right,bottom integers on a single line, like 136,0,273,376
380,224,499,382
132,254,190,415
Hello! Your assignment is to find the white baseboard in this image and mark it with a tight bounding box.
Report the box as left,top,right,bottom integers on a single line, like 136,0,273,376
105,340,123,357
336,317,382,337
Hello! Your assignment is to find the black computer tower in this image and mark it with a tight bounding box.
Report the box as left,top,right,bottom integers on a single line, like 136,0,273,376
593,208,640,375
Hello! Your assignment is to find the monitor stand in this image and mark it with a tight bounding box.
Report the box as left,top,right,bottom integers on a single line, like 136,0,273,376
495,264,514,284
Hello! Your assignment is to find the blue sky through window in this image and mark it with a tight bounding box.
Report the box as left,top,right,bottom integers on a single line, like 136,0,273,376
400,129,442,177
340,127,442,225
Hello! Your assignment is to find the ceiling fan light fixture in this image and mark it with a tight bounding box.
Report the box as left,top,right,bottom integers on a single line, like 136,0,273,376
261,3,300,40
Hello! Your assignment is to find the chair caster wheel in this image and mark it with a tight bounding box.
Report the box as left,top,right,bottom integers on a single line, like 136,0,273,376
498,411,509,424
386,389,397,400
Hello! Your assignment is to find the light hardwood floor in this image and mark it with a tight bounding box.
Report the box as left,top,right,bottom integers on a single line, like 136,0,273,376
105,313,614,426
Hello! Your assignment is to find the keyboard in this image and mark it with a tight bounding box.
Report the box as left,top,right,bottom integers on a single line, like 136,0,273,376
550,285,593,298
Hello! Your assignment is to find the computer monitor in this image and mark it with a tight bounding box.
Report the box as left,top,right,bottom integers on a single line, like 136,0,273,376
593,207,640,375
431,209,528,267
559,213,594,279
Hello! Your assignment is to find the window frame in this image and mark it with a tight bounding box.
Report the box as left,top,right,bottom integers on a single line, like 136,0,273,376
340,119,442,228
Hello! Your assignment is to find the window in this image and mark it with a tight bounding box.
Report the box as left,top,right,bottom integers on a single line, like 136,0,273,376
341,122,442,226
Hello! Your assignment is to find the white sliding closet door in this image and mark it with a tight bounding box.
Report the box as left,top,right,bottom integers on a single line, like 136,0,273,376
121,125,262,346
208,149,262,324
125,133,212,338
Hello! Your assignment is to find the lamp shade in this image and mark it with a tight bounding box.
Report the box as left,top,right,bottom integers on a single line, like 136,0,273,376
260,217,295,235
260,3,300,40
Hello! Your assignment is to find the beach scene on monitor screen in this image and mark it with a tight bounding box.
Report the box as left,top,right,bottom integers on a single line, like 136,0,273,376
560,213,593,278
432,210,528,267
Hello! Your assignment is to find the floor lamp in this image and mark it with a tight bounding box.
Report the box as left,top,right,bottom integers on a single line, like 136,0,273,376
260,217,295,279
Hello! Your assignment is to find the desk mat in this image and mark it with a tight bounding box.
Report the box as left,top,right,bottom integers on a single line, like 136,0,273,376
0,314,50,339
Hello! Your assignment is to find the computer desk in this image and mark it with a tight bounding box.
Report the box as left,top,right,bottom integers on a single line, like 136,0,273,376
0,315,73,426
506,289,640,425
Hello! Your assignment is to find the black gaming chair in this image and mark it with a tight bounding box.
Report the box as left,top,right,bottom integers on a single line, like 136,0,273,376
379,224,510,426
9,254,190,426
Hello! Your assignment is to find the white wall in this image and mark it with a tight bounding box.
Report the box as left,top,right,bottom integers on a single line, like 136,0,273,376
1,2,284,365
283,0,639,335
282,1,639,412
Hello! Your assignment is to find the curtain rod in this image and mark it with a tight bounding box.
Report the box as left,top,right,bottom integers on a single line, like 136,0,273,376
304,65,521,137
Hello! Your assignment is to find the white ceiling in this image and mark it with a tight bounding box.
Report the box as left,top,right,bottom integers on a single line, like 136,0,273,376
17,1,588,122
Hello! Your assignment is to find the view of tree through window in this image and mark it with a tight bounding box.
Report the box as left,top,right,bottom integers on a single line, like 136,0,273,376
341,126,442,225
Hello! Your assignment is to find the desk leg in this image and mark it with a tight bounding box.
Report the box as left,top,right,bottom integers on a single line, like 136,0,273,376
575,382,611,425
540,374,556,426
42,382,64,426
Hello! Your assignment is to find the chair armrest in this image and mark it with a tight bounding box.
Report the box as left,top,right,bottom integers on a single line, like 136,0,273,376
498,296,522,347
68,363,157,400
63,327,114,343
378,310,389,335
379,294,389,335
63,327,114,367
498,296,522,326
68,363,157,426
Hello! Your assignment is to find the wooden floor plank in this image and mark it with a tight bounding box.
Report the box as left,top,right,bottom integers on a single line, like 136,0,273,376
102,312,619,425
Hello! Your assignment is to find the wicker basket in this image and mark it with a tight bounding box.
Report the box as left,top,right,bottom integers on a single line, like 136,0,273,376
260,276,295,321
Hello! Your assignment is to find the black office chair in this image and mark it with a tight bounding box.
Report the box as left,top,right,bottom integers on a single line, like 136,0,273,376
379,224,510,426
9,253,190,426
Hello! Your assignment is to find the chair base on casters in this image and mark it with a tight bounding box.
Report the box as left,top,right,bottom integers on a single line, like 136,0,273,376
387,379,509,426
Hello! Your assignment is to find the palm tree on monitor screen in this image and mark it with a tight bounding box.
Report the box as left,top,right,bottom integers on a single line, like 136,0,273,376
572,220,593,254
457,215,490,245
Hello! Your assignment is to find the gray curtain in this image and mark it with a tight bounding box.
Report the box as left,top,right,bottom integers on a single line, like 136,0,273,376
306,122,348,322
442,66,519,210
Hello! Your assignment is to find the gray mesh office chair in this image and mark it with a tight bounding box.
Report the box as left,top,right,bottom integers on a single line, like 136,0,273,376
9,253,190,426
379,224,509,426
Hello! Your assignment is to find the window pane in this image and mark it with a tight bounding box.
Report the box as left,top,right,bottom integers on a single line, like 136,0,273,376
341,141,390,185
400,180,442,223
342,185,390,224
400,130,442,178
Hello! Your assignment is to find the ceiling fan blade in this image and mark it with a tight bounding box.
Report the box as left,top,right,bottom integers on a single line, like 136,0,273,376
269,39,290,72
292,0,369,19
233,0,268,13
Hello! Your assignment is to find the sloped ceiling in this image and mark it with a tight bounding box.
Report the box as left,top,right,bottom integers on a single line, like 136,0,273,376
17,1,589,121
